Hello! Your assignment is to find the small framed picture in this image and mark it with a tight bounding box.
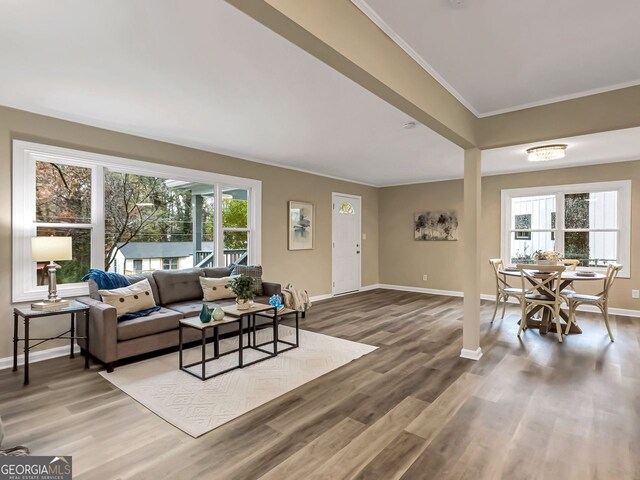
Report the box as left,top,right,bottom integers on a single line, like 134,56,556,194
288,201,314,250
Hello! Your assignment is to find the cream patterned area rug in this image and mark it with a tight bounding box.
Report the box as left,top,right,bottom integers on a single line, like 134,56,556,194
99,326,376,437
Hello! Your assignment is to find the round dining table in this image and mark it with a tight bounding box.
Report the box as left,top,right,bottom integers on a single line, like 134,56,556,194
499,268,606,335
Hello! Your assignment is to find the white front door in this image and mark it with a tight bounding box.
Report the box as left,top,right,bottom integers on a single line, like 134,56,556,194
332,193,361,295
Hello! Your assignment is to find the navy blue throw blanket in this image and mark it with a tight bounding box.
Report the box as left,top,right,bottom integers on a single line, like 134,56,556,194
82,269,130,290
82,269,161,321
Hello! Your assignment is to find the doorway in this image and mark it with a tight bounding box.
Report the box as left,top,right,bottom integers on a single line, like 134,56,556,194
332,193,362,295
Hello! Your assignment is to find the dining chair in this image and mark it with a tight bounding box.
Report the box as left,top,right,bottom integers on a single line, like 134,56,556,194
560,259,580,296
516,264,566,342
562,259,580,270
489,259,523,322
565,263,623,342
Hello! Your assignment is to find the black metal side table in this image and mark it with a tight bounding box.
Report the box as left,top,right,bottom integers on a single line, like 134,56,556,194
13,300,91,385
254,307,300,354
179,315,244,381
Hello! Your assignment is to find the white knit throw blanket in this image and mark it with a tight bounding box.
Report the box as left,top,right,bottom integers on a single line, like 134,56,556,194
282,283,312,312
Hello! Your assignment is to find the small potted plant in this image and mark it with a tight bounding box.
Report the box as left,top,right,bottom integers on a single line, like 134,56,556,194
533,250,562,265
229,274,255,310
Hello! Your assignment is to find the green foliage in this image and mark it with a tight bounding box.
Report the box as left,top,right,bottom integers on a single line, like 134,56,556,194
222,199,248,250
36,162,251,279
229,274,254,300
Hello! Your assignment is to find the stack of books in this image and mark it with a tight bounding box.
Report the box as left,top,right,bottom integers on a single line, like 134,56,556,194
31,299,70,311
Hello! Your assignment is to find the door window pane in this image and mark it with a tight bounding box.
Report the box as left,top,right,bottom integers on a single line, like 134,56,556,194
222,187,248,228
35,227,91,284
223,231,248,266
36,161,91,223
339,202,355,215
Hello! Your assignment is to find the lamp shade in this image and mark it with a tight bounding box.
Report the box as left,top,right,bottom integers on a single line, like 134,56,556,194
31,236,73,262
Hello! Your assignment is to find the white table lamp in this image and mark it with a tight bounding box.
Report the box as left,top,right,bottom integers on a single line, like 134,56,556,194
31,236,73,305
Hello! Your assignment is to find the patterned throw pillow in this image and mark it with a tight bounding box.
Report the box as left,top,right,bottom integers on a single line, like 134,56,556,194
200,276,237,301
231,265,263,296
98,279,157,317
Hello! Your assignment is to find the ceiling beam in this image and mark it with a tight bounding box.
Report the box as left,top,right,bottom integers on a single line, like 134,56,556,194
228,0,640,152
226,0,478,149
476,85,640,149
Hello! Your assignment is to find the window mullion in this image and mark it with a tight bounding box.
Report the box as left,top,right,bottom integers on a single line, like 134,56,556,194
94,166,106,270
214,184,223,268
556,192,565,255
34,222,93,229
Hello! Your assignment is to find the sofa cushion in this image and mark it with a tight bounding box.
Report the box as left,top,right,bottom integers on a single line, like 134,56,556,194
203,267,233,279
98,279,157,317
165,299,237,318
152,268,204,305
200,276,237,301
126,272,161,305
117,307,184,341
87,278,102,301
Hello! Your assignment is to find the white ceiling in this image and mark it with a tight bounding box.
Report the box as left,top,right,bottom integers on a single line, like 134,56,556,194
1,1,638,186
482,127,640,177
0,0,464,187
355,0,640,116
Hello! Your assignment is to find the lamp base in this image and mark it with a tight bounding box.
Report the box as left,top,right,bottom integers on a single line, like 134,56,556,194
31,299,70,311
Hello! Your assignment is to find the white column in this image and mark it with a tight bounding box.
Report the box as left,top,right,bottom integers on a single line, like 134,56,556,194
461,148,483,361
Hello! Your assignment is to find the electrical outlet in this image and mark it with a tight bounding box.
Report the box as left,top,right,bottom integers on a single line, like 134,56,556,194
362,233,367,240
423,274,428,281
632,289,640,299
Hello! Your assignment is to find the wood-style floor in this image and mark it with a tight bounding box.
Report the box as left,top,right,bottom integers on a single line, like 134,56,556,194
1,290,639,479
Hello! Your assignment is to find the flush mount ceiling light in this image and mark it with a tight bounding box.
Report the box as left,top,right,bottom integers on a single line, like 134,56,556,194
526,144,567,162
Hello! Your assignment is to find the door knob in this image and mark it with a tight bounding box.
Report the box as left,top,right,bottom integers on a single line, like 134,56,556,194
356,251,360,254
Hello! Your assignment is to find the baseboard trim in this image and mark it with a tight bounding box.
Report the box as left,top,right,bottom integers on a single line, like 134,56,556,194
310,293,333,303
460,347,483,361
378,284,464,298
311,284,382,303
377,284,640,318
0,344,80,371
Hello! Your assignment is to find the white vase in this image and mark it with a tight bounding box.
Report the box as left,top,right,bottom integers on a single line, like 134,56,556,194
212,305,225,321
236,298,251,310
536,259,554,265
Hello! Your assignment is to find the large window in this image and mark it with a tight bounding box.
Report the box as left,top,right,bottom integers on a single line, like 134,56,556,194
501,181,631,277
13,141,261,302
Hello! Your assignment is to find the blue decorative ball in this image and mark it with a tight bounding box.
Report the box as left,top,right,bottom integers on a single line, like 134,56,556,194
269,294,283,309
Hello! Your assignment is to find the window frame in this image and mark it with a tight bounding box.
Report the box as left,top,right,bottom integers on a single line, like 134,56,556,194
501,180,631,278
162,257,179,270
13,140,262,302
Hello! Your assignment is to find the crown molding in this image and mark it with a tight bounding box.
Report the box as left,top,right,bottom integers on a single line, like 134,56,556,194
351,0,640,119
477,79,640,117
350,0,481,117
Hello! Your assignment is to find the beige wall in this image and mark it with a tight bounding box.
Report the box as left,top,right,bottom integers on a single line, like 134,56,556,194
380,160,640,312
0,106,379,360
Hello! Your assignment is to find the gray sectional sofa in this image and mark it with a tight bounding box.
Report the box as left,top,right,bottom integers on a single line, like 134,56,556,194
77,267,281,372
